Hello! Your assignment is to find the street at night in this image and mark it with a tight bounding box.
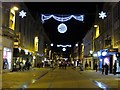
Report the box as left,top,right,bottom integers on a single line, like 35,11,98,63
0,1,120,90
2,67,120,89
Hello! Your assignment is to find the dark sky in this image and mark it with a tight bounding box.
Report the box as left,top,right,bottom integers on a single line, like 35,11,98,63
25,2,104,57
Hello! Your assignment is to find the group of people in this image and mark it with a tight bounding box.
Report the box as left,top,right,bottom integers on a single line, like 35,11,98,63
102,63,109,75
94,62,117,75
102,63,117,75
12,58,31,71
59,60,67,69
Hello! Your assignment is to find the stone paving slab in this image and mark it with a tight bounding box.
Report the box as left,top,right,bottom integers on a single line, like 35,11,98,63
2,68,52,89
74,67,120,89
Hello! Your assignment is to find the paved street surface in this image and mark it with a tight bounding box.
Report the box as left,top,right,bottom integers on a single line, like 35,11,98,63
2,68,53,89
2,67,120,89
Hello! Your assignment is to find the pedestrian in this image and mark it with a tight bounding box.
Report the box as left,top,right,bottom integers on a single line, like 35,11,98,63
25,58,29,70
113,62,117,75
95,63,98,72
85,62,88,70
105,63,108,75
64,61,67,69
102,64,104,75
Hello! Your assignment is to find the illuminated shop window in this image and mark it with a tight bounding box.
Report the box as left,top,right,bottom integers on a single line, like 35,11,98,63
9,9,15,30
3,48,12,70
34,36,38,51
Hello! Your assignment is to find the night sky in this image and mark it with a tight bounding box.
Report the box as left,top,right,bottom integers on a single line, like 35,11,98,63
25,2,104,57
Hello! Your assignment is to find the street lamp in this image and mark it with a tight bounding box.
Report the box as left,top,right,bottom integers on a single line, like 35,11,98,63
13,6,19,11
94,25,98,28
94,24,100,38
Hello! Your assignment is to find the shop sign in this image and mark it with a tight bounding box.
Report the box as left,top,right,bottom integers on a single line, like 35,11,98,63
109,48,118,52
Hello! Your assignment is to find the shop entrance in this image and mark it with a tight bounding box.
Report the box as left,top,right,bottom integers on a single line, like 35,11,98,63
3,47,12,70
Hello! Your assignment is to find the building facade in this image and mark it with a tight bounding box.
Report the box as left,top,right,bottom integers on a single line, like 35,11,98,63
83,2,120,73
1,2,49,72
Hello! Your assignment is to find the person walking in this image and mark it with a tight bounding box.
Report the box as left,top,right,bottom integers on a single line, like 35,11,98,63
95,63,98,72
113,62,117,75
85,62,88,70
102,64,104,75
105,63,109,75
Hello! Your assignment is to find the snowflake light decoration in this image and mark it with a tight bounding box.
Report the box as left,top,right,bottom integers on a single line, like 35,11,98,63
99,11,107,19
19,10,26,18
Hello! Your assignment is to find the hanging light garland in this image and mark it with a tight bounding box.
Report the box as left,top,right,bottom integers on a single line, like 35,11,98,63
41,14,84,23
41,14,84,33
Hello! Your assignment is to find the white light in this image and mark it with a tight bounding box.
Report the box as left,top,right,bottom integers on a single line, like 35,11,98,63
30,52,32,55
62,48,66,51
18,48,21,52
99,11,107,19
93,53,98,57
41,14,84,23
75,44,78,47
94,25,98,28
58,23,67,33
102,51,107,56
25,49,28,54
100,59,102,61
33,56,36,59
44,58,47,61
51,43,53,46
90,50,93,54
19,10,26,18
97,51,101,57
104,58,109,65
57,44,72,47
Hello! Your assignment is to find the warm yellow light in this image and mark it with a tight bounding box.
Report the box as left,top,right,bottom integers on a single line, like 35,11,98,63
96,26,100,38
13,6,19,11
14,42,19,45
94,25,98,27
34,36,38,51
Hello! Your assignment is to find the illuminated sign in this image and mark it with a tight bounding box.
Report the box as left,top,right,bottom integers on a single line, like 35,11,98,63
108,48,118,52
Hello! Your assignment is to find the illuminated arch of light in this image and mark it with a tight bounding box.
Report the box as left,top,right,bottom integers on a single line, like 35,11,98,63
41,14,84,33
41,14,84,23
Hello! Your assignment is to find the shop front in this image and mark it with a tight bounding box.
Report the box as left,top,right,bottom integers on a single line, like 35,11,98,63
83,56,93,70
12,48,33,71
3,47,12,70
116,53,120,73
97,49,118,73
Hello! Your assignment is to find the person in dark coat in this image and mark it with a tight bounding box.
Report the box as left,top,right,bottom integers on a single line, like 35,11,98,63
105,63,109,75
95,63,98,72
102,64,104,75
113,62,117,75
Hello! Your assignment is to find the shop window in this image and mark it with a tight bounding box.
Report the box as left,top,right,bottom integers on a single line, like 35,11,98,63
3,48,12,70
